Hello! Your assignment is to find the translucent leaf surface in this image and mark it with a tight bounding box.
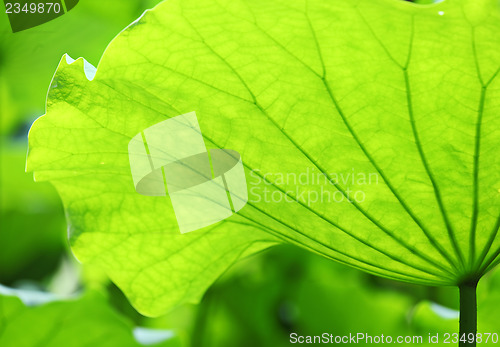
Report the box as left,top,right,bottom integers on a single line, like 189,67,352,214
27,0,500,316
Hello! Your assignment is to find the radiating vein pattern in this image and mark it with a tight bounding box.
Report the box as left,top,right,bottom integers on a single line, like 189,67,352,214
27,0,500,315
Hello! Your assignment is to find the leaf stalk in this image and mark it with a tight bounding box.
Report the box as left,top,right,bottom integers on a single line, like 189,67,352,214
459,280,478,347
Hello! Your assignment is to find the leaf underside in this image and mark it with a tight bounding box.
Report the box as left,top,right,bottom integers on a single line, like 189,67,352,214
28,0,500,316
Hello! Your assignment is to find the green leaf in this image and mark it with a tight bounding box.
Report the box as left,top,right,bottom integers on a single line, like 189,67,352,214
0,291,179,347
27,0,500,316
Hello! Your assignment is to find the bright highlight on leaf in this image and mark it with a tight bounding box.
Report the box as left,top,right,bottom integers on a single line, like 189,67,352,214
27,0,500,316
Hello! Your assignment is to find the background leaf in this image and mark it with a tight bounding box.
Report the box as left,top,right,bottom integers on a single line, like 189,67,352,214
0,290,180,347
0,0,161,135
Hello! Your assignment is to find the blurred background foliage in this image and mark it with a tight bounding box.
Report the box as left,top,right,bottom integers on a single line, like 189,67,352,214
0,0,499,346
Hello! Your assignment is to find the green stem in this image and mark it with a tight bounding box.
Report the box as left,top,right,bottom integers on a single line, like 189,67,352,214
459,280,478,347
